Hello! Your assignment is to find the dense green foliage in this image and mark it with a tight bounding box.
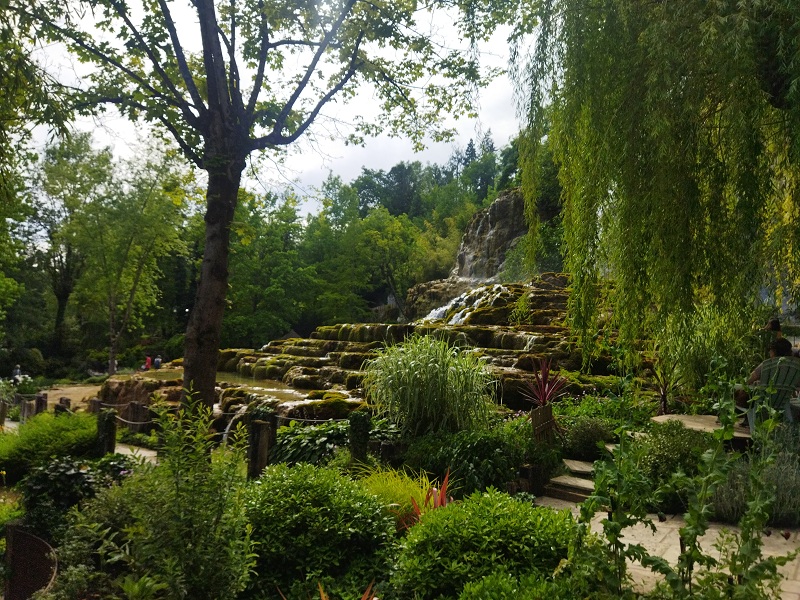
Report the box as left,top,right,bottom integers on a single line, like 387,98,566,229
0,413,98,484
458,571,574,600
39,400,254,600
355,466,434,530
404,419,544,497
632,419,715,512
554,389,656,432
270,420,351,466
519,0,800,379
363,335,495,438
243,463,394,600
560,415,615,462
0,3,68,347
391,489,577,600
20,453,135,542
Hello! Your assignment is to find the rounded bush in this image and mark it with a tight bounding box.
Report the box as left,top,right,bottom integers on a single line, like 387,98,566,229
458,570,571,599
561,415,614,461
390,489,577,599
20,453,136,542
633,419,713,512
0,412,98,484
244,463,395,599
636,419,713,484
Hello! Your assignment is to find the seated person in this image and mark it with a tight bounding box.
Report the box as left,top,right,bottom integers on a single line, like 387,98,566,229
735,338,800,425
746,338,795,384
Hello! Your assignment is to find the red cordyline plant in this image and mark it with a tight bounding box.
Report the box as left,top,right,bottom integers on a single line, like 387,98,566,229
396,469,455,531
523,358,569,407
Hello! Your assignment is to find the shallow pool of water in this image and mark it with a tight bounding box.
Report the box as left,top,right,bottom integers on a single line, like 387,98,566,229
137,368,306,402
216,372,306,402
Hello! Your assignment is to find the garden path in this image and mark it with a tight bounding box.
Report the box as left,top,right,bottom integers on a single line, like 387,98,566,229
536,496,800,598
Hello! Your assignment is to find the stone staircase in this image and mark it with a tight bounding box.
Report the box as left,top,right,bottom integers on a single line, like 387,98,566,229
542,458,596,503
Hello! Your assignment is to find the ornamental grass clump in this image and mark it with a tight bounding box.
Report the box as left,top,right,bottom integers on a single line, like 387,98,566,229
362,334,495,438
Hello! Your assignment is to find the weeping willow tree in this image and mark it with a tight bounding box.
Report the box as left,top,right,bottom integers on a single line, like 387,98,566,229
516,0,800,382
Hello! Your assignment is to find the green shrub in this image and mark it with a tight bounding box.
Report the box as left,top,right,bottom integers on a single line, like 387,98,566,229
271,419,350,465
270,417,400,466
712,425,800,527
118,428,161,450
38,399,254,600
391,489,577,600
0,413,98,484
243,463,394,600
6,405,20,422
405,428,526,497
632,419,714,511
20,454,136,542
636,420,713,483
553,392,654,433
560,416,615,461
458,570,578,600
356,467,436,530
362,334,495,438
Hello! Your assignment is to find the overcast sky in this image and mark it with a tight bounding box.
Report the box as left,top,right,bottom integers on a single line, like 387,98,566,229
34,8,524,206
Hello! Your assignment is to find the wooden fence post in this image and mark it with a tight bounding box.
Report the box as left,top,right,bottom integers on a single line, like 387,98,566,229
96,409,117,456
247,414,277,479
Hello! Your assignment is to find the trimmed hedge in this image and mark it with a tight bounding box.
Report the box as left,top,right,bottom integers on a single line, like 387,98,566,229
391,489,577,599
0,413,98,484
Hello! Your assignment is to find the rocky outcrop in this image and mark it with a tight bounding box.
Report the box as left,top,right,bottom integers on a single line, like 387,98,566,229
405,189,528,320
222,274,614,411
451,189,528,280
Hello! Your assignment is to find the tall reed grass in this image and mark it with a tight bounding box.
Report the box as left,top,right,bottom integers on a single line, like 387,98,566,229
362,334,495,438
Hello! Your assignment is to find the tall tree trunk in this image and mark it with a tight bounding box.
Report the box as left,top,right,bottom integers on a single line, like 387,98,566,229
182,161,243,406
53,289,69,355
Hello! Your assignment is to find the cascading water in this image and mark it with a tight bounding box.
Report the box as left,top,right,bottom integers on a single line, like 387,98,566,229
419,283,510,325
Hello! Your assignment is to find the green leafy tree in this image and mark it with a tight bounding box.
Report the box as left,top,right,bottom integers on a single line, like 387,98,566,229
223,192,316,347
0,3,69,348
462,131,498,202
299,176,372,329
73,147,192,374
20,0,506,405
520,0,800,368
358,207,422,319
30,133,115,355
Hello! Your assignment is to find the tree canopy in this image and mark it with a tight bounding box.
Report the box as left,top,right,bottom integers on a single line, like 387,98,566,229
16,0,510,403
520,0,800,378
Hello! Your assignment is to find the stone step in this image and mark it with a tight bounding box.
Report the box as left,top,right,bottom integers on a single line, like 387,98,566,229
542,474,594,503
562,458,594,478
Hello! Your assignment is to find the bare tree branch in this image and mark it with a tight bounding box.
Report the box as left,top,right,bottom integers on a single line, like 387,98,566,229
29,15,173,107
251,30,365,150
157,0,208,122
245,0,269,117
196,0,234,125
75,95,203,167
270,0,358,138
107,0,200,130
